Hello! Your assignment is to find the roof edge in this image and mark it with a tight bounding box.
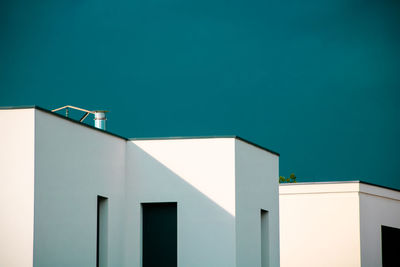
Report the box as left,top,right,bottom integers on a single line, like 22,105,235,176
280,180,400,193
0,105,39,110
130,135,280,156
0,105,128,140
1,106,280,156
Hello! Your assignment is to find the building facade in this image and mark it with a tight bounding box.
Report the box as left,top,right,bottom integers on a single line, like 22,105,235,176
279,181,400,267
0,107,280,267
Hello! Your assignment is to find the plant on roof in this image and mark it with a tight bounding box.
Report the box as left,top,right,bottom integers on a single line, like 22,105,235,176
279,173,297,183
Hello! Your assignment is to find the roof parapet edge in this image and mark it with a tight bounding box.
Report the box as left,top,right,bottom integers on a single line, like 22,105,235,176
280,180,400,193
129,135,279,156
1,106,280,155
0,105,128,140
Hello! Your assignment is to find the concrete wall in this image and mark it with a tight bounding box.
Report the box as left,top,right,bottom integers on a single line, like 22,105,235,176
1,108,280,267
359,184,400,267
279,182,361,267
33,109,126,267
0,109,35,267
235,139,280,267
125,138,237,267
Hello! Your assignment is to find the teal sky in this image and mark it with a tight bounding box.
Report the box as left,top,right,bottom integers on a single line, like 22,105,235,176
1,0,399,189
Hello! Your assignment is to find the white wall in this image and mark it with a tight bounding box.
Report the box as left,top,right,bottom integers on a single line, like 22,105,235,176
34,109,126,266
235,139,280,267
1,108,281,267
0,109,35,267
279,183,362,267
359,184,400,267
124,138,237,267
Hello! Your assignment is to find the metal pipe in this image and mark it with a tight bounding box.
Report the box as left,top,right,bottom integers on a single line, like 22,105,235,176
94,111,107,130
52,105,108,130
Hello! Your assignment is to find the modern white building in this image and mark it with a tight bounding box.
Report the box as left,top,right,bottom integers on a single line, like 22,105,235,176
0,106,280,267
279,181,400,267
3,106,399,267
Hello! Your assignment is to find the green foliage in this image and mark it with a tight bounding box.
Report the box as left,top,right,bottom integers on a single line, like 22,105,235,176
279,173,297,183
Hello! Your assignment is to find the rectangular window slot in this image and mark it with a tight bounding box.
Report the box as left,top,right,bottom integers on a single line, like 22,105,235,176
261,209,269,267
97,196,108,267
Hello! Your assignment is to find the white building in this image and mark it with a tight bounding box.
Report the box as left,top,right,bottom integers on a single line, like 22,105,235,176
279,181,400,267
0,106,280,267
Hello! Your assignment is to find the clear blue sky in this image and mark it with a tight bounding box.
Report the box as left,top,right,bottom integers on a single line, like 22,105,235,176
1,0,399,189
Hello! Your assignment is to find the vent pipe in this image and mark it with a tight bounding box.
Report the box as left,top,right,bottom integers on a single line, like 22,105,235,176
94,111,107,130
51,105,108,131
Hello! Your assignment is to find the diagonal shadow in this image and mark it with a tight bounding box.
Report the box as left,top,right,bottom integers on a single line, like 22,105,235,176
124,141,236,267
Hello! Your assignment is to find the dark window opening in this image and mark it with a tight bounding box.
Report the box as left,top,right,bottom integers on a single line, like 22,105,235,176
97,196,108,267
382,225,400,267
142,202,177,267
261,209,269,267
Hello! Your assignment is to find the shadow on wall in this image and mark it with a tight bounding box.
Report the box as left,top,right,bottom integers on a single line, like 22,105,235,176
125,142,237,267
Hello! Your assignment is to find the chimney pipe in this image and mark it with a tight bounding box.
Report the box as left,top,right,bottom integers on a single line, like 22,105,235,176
94,111,107,130
52,106,109,131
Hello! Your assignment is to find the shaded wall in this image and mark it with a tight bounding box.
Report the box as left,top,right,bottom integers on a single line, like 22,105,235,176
235,139,280,266
359,184,400,267
34,109,126,266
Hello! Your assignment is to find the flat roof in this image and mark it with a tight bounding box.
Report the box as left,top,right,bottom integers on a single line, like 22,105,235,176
279,180,400,200
0,105,279,156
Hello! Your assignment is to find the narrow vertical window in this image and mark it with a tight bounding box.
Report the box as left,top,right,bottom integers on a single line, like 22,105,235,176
97,196,108,267
261,209,269,267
